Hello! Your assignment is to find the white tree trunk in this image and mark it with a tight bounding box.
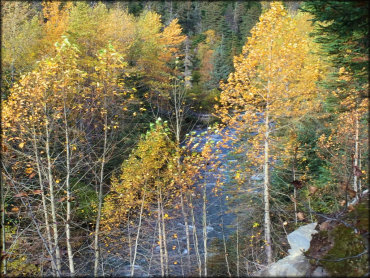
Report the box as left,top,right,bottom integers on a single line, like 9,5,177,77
1,173,7,276
264,111,273,265
160,189,169,276
45,115,62,275
157,198,164,277
293,151,297,225
94,98,108,277
190,196,202,277
180,193,191,273
64,104,75,276
202,183,208,277
236,216,240,277
130,190,146,276
221,205,231,277
32,127,56,275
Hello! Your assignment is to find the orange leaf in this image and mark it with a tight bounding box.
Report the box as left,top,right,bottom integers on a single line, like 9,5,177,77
57,197,66,202
14,192,28,197
25,168,33,174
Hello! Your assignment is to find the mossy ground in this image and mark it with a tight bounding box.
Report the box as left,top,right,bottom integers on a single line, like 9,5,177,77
306,196,369,277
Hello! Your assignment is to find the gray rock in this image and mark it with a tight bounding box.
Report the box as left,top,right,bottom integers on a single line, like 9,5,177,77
255,223,318,277
311,266,329,277
258,253,311,277
287,222,318,256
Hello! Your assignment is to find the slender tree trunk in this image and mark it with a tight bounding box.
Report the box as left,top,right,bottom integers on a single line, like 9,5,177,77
64,104,75,276
10,58,15,85
264,109,272,265
236,216,240,277
359,152,362,193
1,174,7,276
353,111,359,196
293,148,297,225
32,127,56,276
127,216,132,268
160,189,169,276
221,205,231,277
45,115,62,275
231,1,239,57
176,233,185,277
168,1,173,22
94,97,108,277
202,183,207,277
158,198,164,277
184,37,192,88
130,190,146,276
189,196,202,277
173,79,191,274
308,197,313,223
180,193,191,274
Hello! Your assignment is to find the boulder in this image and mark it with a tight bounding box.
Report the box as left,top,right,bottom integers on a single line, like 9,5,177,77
287,222,318,256
255,222,318,277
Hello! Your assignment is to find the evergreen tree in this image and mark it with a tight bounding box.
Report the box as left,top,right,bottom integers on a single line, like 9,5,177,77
301,1,369,87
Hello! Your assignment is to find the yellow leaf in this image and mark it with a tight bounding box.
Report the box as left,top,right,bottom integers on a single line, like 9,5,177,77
25,168,33,174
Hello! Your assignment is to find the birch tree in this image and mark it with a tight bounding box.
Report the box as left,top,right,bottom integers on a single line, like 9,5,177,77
2,37,131,276
2,37,85,276
217,2,321,264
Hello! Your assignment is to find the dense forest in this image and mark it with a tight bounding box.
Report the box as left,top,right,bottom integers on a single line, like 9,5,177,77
1,1,368,277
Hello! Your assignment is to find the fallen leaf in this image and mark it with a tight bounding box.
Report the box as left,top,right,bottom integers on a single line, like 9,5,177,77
308,186,318,195
57,197,66,202
14,192,28,197
25,168,33,174
348,204,355,212
297,212,305,220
